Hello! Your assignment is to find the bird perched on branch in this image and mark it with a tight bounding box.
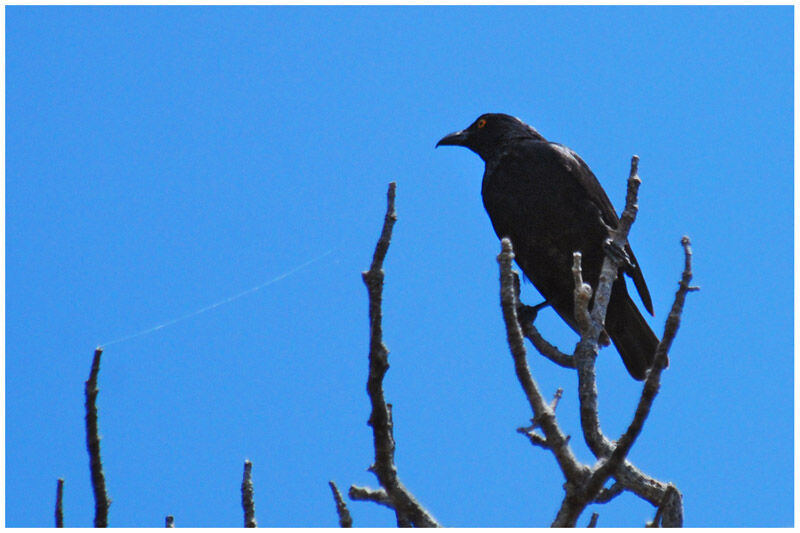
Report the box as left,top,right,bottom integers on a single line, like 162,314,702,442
436,113,659,380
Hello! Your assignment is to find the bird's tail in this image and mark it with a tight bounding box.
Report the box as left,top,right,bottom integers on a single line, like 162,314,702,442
605,285,663,381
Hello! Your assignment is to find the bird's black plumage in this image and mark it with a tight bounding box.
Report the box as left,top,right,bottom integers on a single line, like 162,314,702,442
437,113,659,380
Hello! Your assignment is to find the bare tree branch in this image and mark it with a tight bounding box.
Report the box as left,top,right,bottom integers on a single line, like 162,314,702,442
585,236,695,519
55,478,64,528
659,237,699,358
502,157,689,526
514,285,575,369
241,460,257,527
587,512,599,527
517,426,550,449
341,162,686,527
328,481,353,527
519,310,576,369
85,347,110,527
498,239,589,485
574,158,645,462
553,156,688,526
357,182,439,528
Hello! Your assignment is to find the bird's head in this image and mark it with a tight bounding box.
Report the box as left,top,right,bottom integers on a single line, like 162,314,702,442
436,113,545,160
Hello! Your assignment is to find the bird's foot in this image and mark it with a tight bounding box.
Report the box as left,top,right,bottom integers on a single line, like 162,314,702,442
603,239,635,273
512,271,522,299
599,329,611,347
517,300,550,324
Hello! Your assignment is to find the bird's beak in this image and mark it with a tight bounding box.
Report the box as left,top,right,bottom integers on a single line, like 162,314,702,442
436,130,469,148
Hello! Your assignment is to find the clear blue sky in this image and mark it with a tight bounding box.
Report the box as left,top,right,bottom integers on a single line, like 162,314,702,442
6,6,793,527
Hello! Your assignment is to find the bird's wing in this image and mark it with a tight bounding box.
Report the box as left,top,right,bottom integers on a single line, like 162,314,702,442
624,243,654,315
551,143,654,316
549,143,620,227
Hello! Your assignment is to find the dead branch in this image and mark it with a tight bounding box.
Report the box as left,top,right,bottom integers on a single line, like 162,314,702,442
354,182,439,528
85,347,110,527
328,481,353,527
55,478,64,527
241,460,257,527
498,239,589,485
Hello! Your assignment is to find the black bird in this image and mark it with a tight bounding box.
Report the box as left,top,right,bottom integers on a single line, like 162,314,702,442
437,113,659,380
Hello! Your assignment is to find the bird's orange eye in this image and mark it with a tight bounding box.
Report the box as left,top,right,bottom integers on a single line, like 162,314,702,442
477,119,487,129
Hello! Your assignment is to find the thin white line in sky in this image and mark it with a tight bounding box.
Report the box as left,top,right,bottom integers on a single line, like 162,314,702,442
99,249,334,349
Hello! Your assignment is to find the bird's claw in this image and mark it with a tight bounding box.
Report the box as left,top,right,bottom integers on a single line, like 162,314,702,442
517,300,550,324
603,239,635,273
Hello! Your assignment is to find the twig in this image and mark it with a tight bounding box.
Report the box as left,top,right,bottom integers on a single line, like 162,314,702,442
328,481,353,527
514,276,576,369
165,516,174,528
658,237,699,362
571,252,594,333
594,481,623,503
519,320,575,368
587,512,599,527
241,460,257,527
85,347,110,527
359,183,439,528
518,389,566,450
517,426,549,449
349,486,393,508
617,157,642,238
550,388,564,411
55,478,64,527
